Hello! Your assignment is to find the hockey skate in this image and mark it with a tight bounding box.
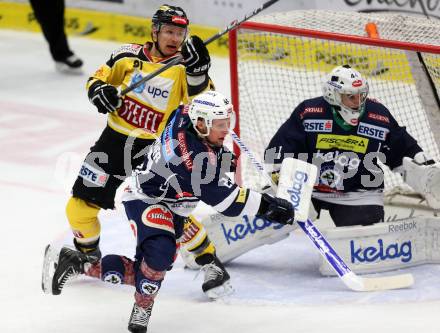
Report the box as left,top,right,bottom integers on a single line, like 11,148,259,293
196,253,234,299
41,244,99,295
128,302,153,333
55,54,83,74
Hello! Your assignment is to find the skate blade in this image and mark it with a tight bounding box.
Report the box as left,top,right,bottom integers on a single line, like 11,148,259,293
41,244,60,295
205,281,234,300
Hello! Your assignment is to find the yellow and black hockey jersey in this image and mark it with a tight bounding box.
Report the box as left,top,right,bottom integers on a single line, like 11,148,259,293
87,42,194,140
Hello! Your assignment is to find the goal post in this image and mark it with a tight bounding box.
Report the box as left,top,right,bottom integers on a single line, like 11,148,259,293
229,10,440,197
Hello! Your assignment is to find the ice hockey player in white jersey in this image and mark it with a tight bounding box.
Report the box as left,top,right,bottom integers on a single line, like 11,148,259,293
60,3,232,301
42,91,295,333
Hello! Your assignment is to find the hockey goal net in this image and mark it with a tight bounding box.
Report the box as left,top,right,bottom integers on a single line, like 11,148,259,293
229,10,440,199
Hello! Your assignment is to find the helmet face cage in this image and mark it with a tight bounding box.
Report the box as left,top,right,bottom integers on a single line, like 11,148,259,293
322,65,369,125
189,91,236,137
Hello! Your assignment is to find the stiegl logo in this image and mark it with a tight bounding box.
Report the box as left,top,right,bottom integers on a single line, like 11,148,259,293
287,171,308,209
351,239,412,264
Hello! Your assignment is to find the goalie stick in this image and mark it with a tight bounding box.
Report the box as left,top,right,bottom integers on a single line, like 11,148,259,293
229,130,414,292
120,0,280,96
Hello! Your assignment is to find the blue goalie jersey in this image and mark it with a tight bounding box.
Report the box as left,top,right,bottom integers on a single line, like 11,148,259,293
265,96,422,194
132,106,262,218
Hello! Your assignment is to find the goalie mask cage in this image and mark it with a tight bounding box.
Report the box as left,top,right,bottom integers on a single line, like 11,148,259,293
229,10,440,198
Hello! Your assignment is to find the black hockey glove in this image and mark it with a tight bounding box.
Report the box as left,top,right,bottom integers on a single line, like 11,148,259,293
88,81,122,114
181,35,211,76
256,193,295,225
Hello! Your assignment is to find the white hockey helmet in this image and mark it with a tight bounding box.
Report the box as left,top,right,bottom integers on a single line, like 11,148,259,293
322,65,369,125
188,90,235,136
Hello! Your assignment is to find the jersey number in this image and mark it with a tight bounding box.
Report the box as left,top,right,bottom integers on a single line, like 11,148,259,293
133,60,143,70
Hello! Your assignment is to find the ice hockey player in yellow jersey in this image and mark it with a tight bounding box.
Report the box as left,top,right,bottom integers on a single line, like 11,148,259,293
53,4,230,299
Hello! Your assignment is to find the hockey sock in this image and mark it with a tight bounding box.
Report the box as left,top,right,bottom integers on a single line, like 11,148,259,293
134,260,166,308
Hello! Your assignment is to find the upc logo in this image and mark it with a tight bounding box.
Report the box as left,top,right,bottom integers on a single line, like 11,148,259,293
350,239,412,264
132,74,169,98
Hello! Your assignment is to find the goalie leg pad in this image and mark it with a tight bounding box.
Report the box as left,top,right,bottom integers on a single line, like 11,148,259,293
319,216,440,276
201,213,296,264
183,158,318,266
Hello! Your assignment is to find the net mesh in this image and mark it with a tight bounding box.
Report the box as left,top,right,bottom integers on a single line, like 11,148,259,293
233,10,440,196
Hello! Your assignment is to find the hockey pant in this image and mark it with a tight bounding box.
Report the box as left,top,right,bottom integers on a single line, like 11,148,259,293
67,126,153,246
311,198,384,227
86,198,184,307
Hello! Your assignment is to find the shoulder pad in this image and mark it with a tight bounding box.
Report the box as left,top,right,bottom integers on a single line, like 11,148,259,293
111,44,142,58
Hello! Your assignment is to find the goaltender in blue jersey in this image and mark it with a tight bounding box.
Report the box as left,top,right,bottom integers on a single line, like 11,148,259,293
265,65,439,227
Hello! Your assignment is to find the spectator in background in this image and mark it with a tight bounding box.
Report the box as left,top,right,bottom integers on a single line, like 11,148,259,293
29,0,83,73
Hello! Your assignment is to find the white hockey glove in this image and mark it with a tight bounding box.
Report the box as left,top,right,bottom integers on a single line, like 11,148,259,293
402,152,440,209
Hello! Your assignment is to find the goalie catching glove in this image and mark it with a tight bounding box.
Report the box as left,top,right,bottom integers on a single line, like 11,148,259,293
402,151,440,209
88,80,122,114
256,193,295,225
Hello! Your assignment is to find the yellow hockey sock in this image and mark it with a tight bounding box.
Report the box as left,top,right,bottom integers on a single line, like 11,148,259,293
66,196,101,244
181,215,216,256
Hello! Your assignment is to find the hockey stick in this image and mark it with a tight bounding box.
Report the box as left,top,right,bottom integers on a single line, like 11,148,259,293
120,0,279,96
229,130,414,291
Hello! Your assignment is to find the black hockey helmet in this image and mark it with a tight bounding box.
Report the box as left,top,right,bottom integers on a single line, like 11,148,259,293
152,4,189,29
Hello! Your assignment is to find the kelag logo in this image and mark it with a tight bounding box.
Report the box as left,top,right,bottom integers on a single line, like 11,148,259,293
350,239,412,264
288,171,308,209
221,215,285,244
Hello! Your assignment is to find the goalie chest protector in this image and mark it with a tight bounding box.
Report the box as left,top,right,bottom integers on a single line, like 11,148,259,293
266,96,422,193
